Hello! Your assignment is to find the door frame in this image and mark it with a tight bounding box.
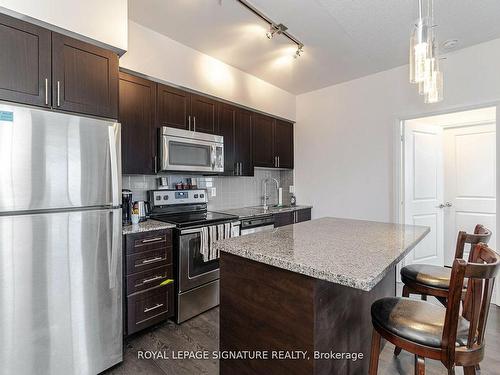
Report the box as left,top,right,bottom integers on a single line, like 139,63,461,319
393,101,500,305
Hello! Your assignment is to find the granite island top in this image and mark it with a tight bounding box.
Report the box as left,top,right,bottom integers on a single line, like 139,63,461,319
216,217,429,291
122,219,176,235
216,205,313,219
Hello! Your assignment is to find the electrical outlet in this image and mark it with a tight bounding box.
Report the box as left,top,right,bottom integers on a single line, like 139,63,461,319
289,185,295,194
210,187,217,197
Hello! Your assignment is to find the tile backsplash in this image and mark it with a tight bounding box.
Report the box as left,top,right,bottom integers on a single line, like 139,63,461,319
123,169,294,211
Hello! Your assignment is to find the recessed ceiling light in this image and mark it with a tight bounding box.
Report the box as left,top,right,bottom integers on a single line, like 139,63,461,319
442,39,459,50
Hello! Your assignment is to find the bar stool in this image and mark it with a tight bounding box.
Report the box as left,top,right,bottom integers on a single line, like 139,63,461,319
400,225,491,306
369,243,500,375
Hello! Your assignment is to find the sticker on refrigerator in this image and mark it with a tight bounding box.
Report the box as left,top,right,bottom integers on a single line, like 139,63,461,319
0,111,13,122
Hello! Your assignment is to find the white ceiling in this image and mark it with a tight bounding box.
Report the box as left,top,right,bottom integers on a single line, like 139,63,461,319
129,0,500,94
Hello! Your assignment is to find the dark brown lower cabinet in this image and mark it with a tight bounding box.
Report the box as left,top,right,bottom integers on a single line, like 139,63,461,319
124,229,174,336
274,208,312,228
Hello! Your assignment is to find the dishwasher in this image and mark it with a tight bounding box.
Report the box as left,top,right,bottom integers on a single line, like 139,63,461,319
240,215,275,235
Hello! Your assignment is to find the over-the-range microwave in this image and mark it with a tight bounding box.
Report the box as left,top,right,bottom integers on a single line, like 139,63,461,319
159,126,224,173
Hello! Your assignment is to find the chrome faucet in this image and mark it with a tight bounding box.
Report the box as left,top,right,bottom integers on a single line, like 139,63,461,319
262,178,280,210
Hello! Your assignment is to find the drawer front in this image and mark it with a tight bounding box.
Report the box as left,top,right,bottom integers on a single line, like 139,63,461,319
126,264,173,295
127,284,174,335
126,247,171,275
125,229,172,255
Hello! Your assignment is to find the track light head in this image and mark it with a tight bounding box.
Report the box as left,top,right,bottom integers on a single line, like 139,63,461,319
266,23,287,39
294,44,304,59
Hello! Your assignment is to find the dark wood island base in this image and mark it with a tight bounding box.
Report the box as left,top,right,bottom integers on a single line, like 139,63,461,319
220,252,396,375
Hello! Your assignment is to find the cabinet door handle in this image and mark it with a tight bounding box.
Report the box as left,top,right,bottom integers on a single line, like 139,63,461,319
153,156,158,173
274,156,277,167
56,81,61,107
278,156,280,168
193,116,196,132
141,237,163,243
44,78,49,105
135,275,164,287
239,162,242,176
188,115,191,131
141,256,163,265
144,303,164,313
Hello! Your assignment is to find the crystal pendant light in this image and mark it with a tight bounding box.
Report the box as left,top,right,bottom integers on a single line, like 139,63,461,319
409,0,443,103
410,0,430,84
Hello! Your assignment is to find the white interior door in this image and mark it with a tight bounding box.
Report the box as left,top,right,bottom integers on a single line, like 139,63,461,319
404,122,444,267
443,124,496,264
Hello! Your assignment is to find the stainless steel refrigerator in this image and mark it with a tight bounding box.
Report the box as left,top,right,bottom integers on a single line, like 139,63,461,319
0,102,122,375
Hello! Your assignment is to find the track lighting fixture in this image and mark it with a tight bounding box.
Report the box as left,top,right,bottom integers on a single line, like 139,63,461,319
266,23,288,39
236,0,304,59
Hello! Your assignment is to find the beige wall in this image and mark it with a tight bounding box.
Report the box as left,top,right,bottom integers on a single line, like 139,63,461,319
0,0,128,51
120,21,296,121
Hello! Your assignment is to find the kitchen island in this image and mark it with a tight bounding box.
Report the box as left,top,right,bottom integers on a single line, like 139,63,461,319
216,217,429,374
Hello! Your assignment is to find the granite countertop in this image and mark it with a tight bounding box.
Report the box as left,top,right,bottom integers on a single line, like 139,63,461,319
122,219,176,235
216,217,429,291
217,205,313,219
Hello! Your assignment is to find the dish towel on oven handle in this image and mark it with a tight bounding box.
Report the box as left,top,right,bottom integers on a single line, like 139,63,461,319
200,226,209,262
208,225,217,261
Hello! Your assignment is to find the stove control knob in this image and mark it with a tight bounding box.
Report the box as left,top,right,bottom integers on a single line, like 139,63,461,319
156,196,161,201
163,195,169,200
200,194,204,198
194,194,199,198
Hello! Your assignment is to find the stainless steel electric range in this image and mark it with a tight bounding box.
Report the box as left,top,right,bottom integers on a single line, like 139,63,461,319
148,189,240,323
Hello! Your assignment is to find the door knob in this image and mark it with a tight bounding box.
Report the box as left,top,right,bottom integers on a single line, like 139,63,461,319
437,202,453,209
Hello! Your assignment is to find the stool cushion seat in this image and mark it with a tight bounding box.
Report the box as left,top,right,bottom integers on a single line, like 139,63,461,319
401,264,451,289
371,297,469,348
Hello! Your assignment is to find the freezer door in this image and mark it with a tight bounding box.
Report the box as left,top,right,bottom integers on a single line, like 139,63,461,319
0,102,121,212
0,208,122,375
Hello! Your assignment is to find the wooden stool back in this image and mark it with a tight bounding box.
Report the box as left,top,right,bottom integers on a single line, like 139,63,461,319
454,225,492,260
441,243,500,370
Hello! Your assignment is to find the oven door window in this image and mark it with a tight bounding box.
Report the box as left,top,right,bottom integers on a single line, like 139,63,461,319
185,232,219,278
169,141,211,167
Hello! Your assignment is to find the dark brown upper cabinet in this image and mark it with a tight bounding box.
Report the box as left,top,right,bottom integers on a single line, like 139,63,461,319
252,114,275,168
217,103,237,175
0,13,118,119
156,83,190,130
156,84,218,135
253,114,294,169
52,33,118,119
274,120,294,169
0,14,51,107
234,108,253,176
119,72,156,175
191,94,217,134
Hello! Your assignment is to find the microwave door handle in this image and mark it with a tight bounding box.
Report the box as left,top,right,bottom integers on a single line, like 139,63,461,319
211,145,216,170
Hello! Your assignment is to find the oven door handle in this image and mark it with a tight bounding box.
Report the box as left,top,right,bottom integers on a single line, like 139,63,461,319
180,227,205,235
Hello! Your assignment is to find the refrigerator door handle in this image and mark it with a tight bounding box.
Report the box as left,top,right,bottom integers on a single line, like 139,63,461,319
108,209,121,289
108,124,121,207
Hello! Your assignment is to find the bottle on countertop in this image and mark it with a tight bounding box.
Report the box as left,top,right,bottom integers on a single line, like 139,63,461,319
290,194,296,206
